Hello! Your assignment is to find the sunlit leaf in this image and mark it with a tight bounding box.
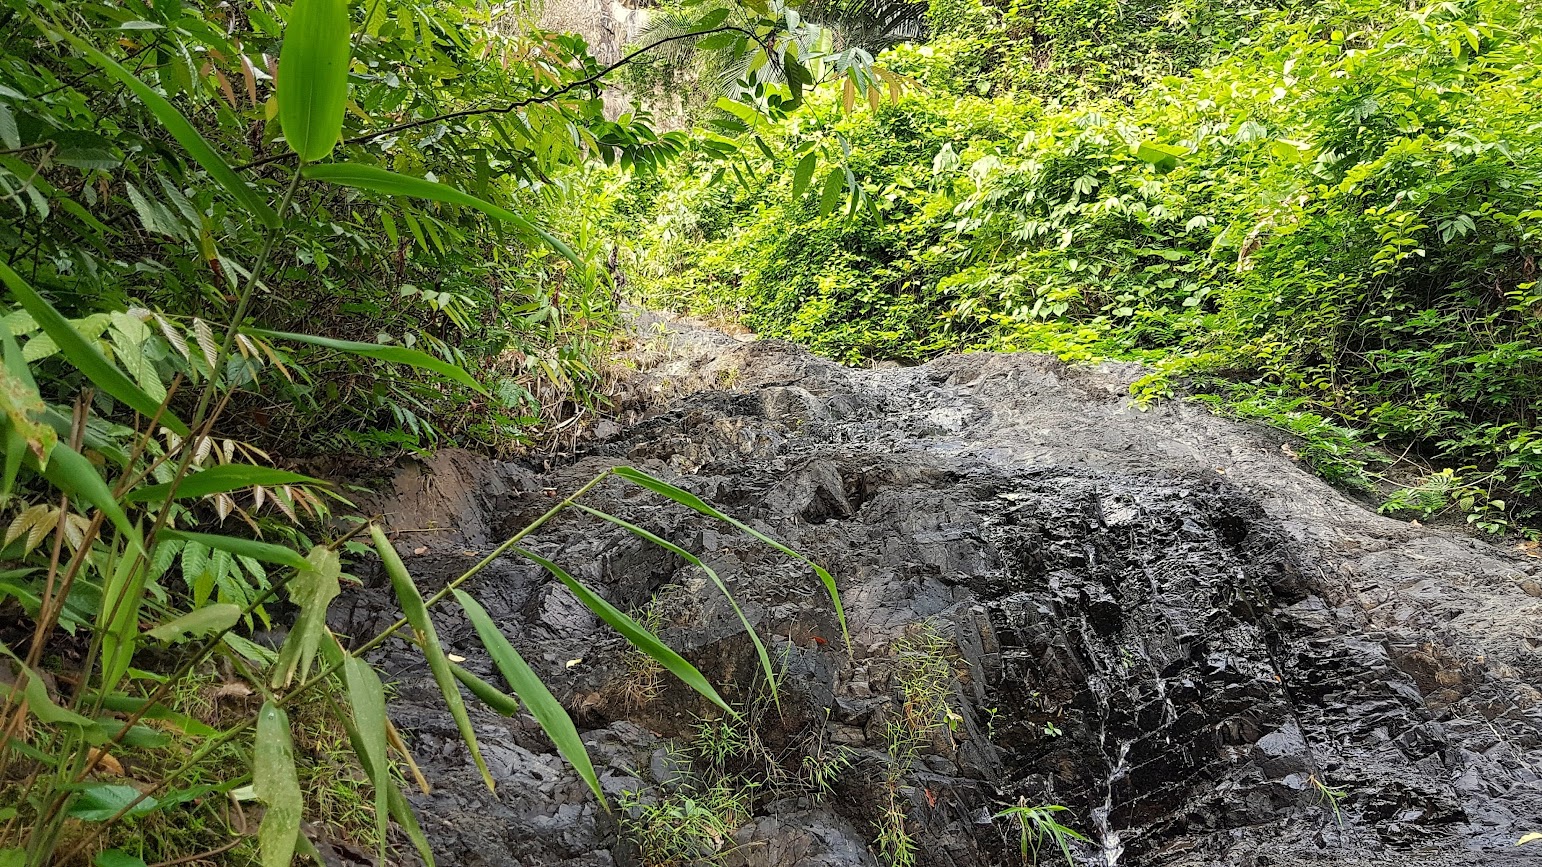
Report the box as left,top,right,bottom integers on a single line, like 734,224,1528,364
301,164,582,266
454,590,604,805
249,328,488,395
278,0,352,161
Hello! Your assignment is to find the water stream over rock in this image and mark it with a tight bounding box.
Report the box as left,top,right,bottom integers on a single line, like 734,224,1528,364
330,316,1542,866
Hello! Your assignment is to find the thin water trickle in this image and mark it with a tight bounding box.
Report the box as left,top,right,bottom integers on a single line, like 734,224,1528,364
1090,739,1131,866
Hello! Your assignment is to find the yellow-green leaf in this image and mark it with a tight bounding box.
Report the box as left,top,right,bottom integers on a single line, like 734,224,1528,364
278,0,352,162
254,702,301,867
249,328,487,395
271,546,341,688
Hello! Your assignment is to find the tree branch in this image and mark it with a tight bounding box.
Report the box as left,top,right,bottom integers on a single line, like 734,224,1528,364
235,26,768,172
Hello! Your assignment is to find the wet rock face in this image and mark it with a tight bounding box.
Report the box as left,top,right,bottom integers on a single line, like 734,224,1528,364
334,323,1542,867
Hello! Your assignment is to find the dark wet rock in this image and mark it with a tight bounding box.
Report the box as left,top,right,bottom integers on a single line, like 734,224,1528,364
331,316,1542,867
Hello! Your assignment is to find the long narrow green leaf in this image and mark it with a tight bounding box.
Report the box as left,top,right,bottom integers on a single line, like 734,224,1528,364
453,590,604,805
93,693,218,737
0,262,189,436
320,630,435,866
301,163,582,267
573,505,779,712
98,545,148,692
510,544,732,714
249,328,487,395
158,529,309,572
35,441,142,552
126,465,323,504
371,525,496,791
342,655,391,863
610,466,850,652
61,39,280,228
278,0,352,162
254,702,301,867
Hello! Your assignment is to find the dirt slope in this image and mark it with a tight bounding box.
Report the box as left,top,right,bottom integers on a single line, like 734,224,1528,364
332,317,1542,867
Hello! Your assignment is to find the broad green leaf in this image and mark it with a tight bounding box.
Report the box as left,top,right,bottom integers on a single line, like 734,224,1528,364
574,505,779,712
158,529,310,572
454,590,604,805
249,328,488,395
278,0,352,162
372,525,496,791
696,31,738,51
66,784,158,822
792,152,817,200
611,466,849,651
62,40,279,228
126,464,324,503
35,441,142,552
146,603,242,642
301,164,582,267
509,544,731,714
818,168,845,217
342,654,391,863
271,546,341,688
694,9,730,29
254,702,302,867
0,262,188,436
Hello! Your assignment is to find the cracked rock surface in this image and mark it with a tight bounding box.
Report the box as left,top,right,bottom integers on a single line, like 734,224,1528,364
332,316,1542,866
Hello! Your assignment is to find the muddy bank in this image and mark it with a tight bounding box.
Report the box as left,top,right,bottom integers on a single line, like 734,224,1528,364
330,318,1542,866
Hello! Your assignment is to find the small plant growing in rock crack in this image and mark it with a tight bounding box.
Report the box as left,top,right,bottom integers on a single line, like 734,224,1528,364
994,801,1089,866
1309,774,1348,825
619,779,758,867
892,620,965,743
872,621,966,866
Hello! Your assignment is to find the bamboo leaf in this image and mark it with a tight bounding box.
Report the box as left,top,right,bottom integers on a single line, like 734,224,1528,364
574,505,779,711
453,590,604,805
278,0,352,162
35,442,142,553
254,702,301,867
341,654,391,863
271,546,341,688
146,603,241,642
158,529,310,572
126,465,323,503
301,163,582,266
0,262,189,436
62,39,280,228
372,525,495,791
611,466,849,651
249,328,488,395
509,544,732,714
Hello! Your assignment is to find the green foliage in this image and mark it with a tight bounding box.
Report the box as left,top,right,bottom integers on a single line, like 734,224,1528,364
994,802,1089,866
629,0,1542,532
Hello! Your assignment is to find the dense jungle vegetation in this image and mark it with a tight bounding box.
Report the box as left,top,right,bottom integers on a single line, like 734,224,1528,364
0,0,1539,862
627,0,1542,536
